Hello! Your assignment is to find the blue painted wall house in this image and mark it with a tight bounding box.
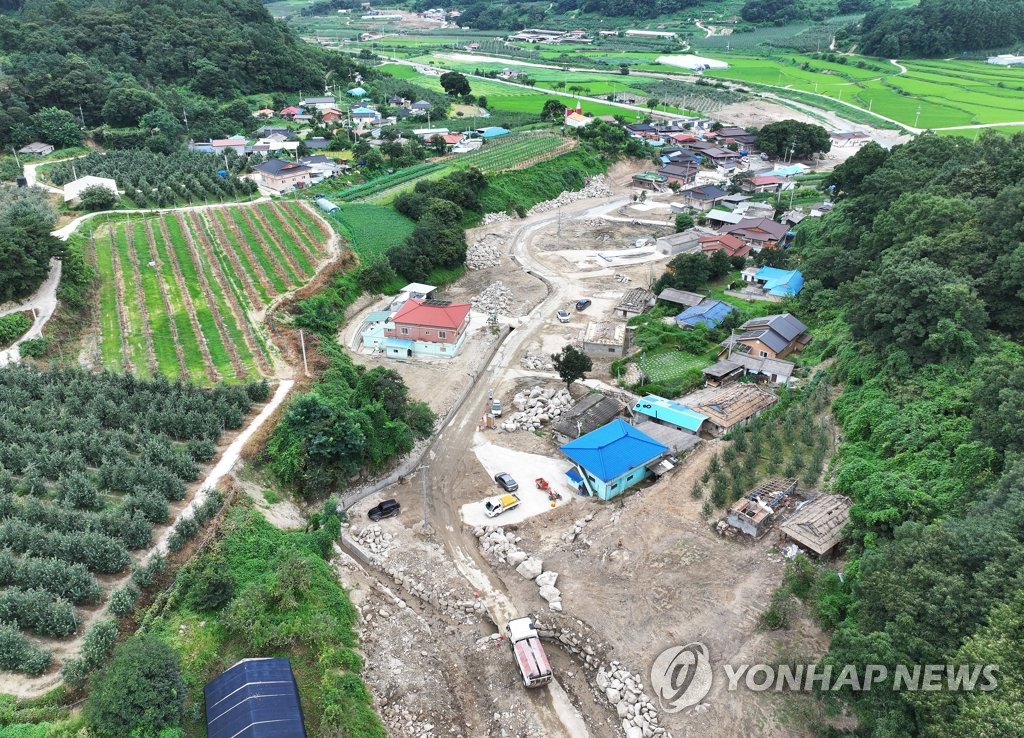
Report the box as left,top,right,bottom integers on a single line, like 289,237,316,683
560,419,669,501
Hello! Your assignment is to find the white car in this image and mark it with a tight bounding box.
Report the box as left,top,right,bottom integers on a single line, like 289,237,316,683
556,309,570,323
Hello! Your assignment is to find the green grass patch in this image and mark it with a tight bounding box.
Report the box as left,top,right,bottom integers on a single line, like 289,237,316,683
328,204,415,261
480,147,608,214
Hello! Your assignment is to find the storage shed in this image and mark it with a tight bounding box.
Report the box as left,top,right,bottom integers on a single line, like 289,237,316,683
205,657,306,738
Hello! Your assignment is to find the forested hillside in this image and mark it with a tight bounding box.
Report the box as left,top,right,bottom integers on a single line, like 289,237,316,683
0,0,364,148
851,0,1024,57
792,132,1024,736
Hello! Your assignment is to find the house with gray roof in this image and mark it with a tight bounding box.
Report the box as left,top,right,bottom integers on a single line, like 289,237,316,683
720,313,810,360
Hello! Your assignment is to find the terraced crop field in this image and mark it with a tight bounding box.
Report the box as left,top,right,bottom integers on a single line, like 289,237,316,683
88,202,333,384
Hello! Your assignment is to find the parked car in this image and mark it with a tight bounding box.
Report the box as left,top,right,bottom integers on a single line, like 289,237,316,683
368,499,401,521
556,309,571,323
494,472,519,492
575,299,592,311
484,492,521,518
490,400,503,417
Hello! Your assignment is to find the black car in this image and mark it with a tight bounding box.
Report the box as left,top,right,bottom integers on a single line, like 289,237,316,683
494,472,519,493
575,299,592,311
368,499,401,521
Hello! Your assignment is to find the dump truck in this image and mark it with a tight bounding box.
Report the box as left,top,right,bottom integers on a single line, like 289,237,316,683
505,616,553,688
484,492,520,518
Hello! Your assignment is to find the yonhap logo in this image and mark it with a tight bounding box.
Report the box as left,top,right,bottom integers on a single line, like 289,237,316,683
650,642,713,712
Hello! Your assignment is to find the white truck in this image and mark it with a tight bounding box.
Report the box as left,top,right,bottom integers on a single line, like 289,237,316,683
484,492,520,518
505,616,553,688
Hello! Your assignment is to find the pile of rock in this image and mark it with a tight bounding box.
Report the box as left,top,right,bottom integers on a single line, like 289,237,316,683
466,233,504,270
472,281,514,316
482,211,515,225
475,526,563,611
351,524,394,558
520,353,554,371
561,512,595,544
499,386,572,433
526,175,612,216
379,704,438,738
596,663,667,737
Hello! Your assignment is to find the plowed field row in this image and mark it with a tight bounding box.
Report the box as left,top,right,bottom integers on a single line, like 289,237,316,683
89,203,331,383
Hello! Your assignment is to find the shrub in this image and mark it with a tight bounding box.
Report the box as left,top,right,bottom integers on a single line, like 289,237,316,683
0,313,31,347
131,554,166,589
85,635,184,737
759,588,794,630
184,556,234,612
108,584,140,617
0,622,51,675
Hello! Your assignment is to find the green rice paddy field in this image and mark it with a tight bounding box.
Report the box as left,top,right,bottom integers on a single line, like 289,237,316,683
705,55,1024,129
87,202,332,384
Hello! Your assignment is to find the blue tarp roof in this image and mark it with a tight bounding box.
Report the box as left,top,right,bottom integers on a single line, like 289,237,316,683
351,106,377,115
633,395,708,432
754,267,804,297
205,658,306,738
676,299,734,328
480,127,510,138
347,87,367,96
559,419,668,483
365,310,392,322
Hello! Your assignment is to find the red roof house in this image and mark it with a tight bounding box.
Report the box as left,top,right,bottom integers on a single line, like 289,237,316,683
700,234,751,258
383,298,473,358
279,106,302,118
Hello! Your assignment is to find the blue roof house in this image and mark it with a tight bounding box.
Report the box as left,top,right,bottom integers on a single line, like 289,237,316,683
205,658,306,738
753,267,804,297
676,299,734,329
560,419,669,501
633,395,708,435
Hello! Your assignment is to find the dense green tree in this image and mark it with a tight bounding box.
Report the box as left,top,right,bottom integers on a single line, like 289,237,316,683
77,185,118,212
756,119,831,160
29,107,81,148
674,213,695,232
85,635,184,737
542,98,566,122
101,88,160,128
551,345,593,389
439,71,471,97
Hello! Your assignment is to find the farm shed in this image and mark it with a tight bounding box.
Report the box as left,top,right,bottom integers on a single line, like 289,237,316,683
614,288,655,320
582,322,629,357
63,175,118,203
726,478,798,539
18,142,53,156
702,359,745,387
781,495,853,557
718,354,796,386
205,657,306,738
551,393,624,443
655,230,701,257
657,288,705,308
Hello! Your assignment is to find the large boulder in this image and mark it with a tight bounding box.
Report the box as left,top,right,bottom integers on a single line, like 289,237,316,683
516,557,543,580
535,571,559,588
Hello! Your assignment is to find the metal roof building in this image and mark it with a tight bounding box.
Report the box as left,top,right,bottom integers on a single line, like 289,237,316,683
560,419,668,500
205,658,306,738
676,299,734,329
632,395,707,434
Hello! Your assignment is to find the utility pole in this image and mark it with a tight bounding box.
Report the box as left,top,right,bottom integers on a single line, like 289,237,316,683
417,464,430,532
78,104,86,127
10,148,20,168
299,329,309,376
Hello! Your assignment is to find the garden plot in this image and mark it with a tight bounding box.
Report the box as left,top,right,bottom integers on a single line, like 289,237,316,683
87,202,333,383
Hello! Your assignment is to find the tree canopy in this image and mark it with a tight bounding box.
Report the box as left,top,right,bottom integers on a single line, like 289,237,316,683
756,120,831,160
551,345,593,389
0,184,62,302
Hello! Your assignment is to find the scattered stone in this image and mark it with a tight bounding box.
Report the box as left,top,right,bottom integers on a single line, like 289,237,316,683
466,233,505,270
526,175,612,216
516,557,543,580
535,571,559,588
501,385,571,433
482,211,515,225
472,281,514,316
